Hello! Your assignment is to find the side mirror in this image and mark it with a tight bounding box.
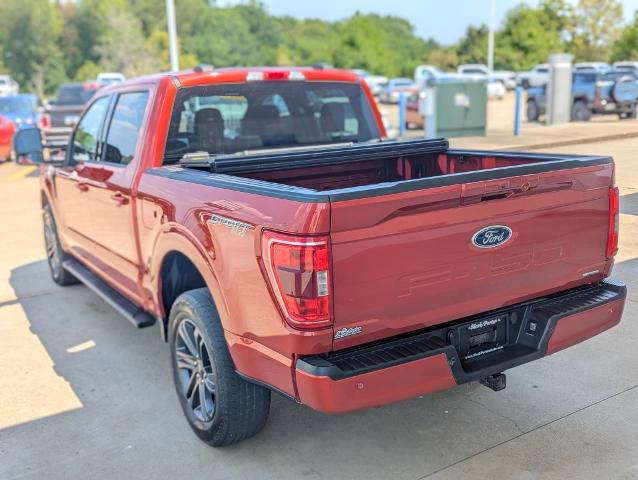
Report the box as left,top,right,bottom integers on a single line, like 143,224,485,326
13,127,44,164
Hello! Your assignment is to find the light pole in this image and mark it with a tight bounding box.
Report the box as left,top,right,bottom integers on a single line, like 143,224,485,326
166,0,179,72
487,0,495,72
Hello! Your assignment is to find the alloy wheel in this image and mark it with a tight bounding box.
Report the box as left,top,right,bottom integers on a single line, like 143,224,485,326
43,210,61,275
174,318,217,422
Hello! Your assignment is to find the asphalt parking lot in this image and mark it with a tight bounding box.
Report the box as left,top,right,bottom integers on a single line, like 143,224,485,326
1,134,638,479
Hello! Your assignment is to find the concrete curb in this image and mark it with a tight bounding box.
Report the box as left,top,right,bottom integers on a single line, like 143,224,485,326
502,130,638,151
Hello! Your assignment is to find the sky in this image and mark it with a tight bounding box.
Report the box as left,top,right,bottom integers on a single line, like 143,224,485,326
220,0,638,44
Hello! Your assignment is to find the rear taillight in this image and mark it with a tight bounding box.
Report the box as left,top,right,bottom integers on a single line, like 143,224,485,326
38,113,51,130
607,186,620,258
261,231,332,329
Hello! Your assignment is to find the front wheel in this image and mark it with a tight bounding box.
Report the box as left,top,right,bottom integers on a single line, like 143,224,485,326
622,105,637,119
526,100,540,122
169,288,271,446
43,204,79,286
571,100,591,122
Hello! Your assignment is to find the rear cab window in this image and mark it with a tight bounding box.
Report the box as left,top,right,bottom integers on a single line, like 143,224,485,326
164,81,380,163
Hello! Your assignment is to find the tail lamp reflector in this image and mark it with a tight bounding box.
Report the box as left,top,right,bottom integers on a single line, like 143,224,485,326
607,186,620,258
262,231,331,329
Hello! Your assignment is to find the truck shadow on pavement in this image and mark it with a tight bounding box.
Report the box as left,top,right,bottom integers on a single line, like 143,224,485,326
3,258,638,479
620,191,638,216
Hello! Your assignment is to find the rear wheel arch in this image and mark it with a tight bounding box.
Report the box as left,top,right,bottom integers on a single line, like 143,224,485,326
151,231,230,340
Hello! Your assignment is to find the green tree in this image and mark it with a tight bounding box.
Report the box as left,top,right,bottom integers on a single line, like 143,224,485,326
177,0,265,67
569,0,624,61
0,0,67,96
274,17,338,66
456,25,488,66
426,48,458,71
95,3,164,77
496,1,570,70
333,13,436,77
74,61,102,81
611,12,638,61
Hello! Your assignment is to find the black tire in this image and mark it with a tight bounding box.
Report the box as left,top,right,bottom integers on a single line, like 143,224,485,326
571,100,591,122
522,79,530,90
43,204,79,286
526,100,540,122
169,288,271,446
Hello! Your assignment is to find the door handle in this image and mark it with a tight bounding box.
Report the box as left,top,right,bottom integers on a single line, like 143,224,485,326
110,192,129,206
76,182,89,192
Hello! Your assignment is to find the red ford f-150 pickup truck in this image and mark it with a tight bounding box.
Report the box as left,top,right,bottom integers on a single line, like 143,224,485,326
14,67,626,446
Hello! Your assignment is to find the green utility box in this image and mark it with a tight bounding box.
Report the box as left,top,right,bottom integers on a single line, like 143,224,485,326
433,80,487,137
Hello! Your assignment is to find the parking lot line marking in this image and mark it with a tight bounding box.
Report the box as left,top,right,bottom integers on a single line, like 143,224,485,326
8,165,37,181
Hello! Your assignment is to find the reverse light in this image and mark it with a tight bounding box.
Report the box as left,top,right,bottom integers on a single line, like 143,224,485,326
261,231,332,329
607,186,620,258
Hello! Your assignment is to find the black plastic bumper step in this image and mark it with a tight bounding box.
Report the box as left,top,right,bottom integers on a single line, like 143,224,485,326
63,259,156,328
297,279,626,384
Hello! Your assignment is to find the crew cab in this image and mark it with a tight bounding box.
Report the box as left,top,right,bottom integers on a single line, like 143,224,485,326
14,67,626,446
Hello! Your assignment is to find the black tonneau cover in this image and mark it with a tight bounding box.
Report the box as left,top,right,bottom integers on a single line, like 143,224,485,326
178,138,450,174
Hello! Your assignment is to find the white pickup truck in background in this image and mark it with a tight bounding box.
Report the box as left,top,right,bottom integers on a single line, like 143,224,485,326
457,64,516,90
517,64,550,89
413,64,507,99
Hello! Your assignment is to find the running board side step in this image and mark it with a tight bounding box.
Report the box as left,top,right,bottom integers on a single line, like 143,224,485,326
62,259,156,328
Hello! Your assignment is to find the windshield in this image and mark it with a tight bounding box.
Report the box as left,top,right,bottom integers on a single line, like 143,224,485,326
56,85,98,105
164,81,381,161
0,96,36,114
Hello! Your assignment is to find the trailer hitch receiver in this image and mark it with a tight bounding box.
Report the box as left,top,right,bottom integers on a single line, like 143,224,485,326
479,373,506,392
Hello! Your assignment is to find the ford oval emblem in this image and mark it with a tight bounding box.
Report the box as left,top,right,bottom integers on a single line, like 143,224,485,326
471,225,513,249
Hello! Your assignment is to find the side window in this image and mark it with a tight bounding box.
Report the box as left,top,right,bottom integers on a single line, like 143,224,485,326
72,96,109,163
103,91,149,165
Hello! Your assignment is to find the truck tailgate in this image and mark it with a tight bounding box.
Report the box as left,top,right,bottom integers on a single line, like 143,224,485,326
330,164,614,348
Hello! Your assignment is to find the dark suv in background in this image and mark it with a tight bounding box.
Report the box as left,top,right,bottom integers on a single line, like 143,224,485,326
527,70,638,122
44,82,102,144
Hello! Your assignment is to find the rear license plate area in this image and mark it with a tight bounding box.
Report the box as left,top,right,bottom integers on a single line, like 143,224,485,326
458,315,508,360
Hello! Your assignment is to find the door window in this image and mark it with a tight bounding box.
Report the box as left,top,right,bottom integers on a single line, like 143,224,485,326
103,91,149,165
71,96,109,163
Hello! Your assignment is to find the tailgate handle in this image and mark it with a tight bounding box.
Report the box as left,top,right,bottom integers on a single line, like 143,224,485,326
480,191,513,202
462,180,538,205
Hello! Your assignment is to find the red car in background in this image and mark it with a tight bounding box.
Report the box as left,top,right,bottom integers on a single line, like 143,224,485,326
0,114,16,162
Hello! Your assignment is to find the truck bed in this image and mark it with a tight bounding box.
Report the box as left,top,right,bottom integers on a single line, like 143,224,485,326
172,138,611,202
159,138,615,349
